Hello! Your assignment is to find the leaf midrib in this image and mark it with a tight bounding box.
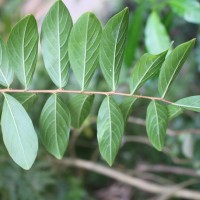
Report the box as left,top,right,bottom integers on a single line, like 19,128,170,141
107,96,112,163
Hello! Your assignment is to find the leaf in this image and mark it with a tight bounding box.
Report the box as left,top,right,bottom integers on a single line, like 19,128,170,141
1,94,38,169
68,94,94,128
173,96,200,112
0,38,13,87
169,0,200,24
40,94,71,159
41,1,73,88
168,104,183,120
130,50,167,94
97,96,124,166
125,2,146,67
158,39,195,98
7,15,38,89
146,101,168,151
145,11,170,54
99,8,129,91
11,93,38,111
68,12,102,90
119,96,137,123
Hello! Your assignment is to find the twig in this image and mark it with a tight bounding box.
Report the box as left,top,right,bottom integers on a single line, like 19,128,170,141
55,158,200,199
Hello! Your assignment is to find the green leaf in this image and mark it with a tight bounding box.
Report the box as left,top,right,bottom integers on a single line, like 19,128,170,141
99,8,129,91
41,1,73,88
0,38,13,87
7,15,38,89
130,50,167,94
146,101,168,151
11,93,38,111
168,104,183,120
1,94,38,169
125,2,146,67
145,12,170,54
97,96,124,166
158,39,195,98
169,0,200,24
68,12,102,90
173,96,200,112
119,96,137,123
68,94,94,128
40,94,71,159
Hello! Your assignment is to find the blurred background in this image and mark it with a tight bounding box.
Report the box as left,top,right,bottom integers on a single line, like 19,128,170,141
1,0,200,199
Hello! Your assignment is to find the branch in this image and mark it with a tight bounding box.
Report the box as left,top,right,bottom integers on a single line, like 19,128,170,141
0,89,174,104
55,158,200,200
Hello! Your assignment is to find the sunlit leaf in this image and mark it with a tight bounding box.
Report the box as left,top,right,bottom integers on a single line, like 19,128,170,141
68,94,94,128
0,38,13,87
1,94,38,169
97,96,124,166
7,15,38,89
69,12,102,90
130,50,167,94
146,101,168,151
100,8,129,90
158,39,195,98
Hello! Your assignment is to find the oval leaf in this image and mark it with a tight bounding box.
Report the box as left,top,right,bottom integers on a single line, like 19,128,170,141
40,94,71,159
145,12,170,54
130,50,167,94
68,12,102,90
99,8,129,91
7,15,38,89
97,96,124,166
146,101,168,151
1,94,38,170
0,38,13,87
68,94,94,128
158,39,195,98
41,1,73,88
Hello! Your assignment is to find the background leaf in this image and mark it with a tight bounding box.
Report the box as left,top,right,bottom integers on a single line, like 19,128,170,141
130,50,167,94
158,39,195,98
145,11,170,54
97,96,124,166
146,101,168,151
68,94,94,129
40,94,71,159
0,38,13,87
1,94,38,170
7,15,38,89
41,1,73,88
68,12,102,90
169,0,200,24
99,8,129,91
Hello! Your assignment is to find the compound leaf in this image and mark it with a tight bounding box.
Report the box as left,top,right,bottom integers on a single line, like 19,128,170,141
7,15,38,89
100,8,129,91
40,94,71,159
68,12,102,90
97,96,124,166
1,94,38,170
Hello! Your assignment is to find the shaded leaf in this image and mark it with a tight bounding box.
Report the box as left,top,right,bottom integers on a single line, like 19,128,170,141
68,94,94,128
40,94,71,159
146,101,168,151
145,12,170,54
41,1,73,88
68,12,102,90
0,38,13,87
158,39,195,98
100,8,129,90
130,50,167,94
1,94,38,169
119,96,137,123
97,96,124,166
169,0,200,24
7,15,38,89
